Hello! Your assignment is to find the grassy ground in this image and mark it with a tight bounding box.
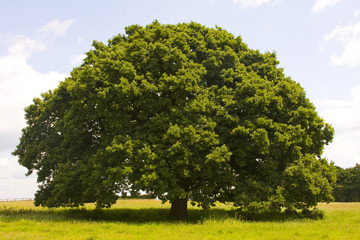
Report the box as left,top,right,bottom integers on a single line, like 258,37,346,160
0,200,359,239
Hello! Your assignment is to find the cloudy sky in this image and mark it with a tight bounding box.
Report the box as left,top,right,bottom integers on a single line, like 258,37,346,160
1,0,360,198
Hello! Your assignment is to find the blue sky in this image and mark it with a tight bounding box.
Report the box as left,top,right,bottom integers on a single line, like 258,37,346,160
1,0,360,198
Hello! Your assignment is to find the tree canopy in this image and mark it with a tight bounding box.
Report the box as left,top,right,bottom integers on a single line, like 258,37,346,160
13,21,336,219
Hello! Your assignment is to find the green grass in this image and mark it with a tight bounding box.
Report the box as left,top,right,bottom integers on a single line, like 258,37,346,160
0,200,359,239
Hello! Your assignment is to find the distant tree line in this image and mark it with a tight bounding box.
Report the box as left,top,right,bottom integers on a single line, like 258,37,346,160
333,164,360,202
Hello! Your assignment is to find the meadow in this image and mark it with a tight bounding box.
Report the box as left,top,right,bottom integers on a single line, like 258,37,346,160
0,199,359,240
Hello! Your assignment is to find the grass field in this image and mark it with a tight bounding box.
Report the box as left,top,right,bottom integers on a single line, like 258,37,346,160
0,200,359,240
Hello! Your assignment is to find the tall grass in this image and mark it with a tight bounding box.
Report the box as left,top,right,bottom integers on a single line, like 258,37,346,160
1,200,359,239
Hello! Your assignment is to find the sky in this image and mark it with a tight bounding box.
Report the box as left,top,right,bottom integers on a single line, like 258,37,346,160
1,0,360,198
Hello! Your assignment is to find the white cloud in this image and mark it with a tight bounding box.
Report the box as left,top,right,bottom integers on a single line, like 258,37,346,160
38,19,75,36
312,0,341,13
70,53,86,66
0,33,67,198
234,0,273,8
8,35,46,59
4,19,75,59
0,157,37,198
0,17,81,198
0,54,66,135
319,84,360,168
323,22,360,67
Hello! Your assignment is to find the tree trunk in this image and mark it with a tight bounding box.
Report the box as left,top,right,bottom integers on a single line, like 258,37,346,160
169,197,188,220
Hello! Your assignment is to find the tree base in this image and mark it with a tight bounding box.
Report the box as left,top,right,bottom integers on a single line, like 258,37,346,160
169,198,188,220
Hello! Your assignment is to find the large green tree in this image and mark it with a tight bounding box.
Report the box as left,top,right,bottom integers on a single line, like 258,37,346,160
13,21,335,219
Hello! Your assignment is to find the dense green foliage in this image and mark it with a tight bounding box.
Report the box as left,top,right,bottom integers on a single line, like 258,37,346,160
333,165,360,202
13,21,335,218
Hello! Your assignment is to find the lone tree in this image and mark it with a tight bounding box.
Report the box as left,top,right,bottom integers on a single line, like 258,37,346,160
13,21,336,220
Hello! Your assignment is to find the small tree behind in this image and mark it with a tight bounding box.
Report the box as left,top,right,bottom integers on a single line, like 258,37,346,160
333,165,360,202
